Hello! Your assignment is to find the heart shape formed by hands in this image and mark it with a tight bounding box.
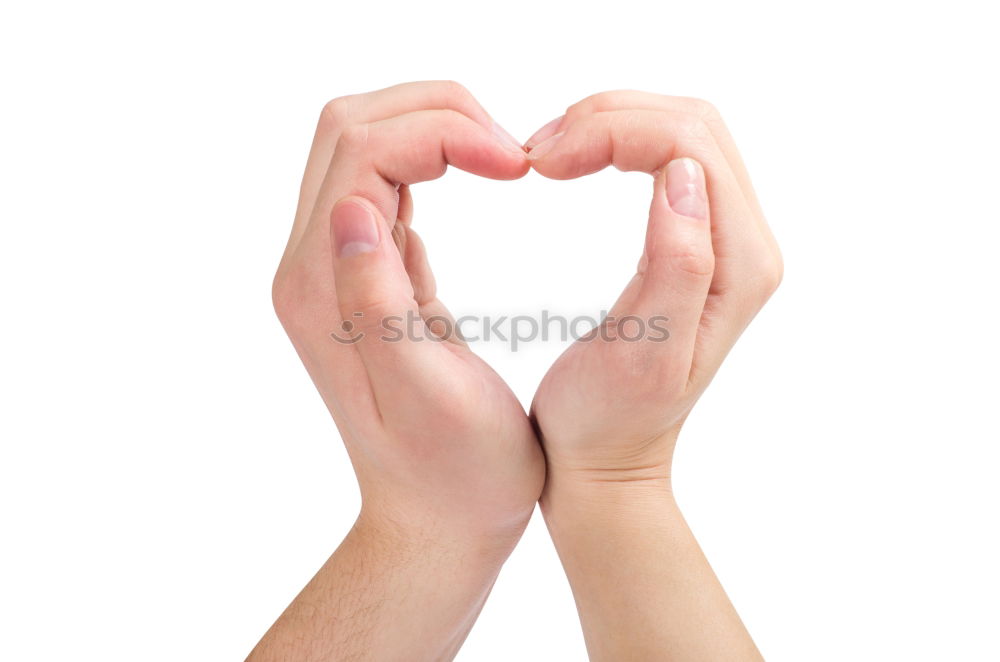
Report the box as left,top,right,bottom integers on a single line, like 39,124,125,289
271,82,782,551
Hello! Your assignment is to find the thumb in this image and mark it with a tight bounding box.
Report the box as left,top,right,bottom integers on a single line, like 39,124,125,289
330,196,447,402
610,158,714,383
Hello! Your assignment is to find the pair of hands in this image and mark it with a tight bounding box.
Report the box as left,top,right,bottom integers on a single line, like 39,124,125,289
260,81,781,661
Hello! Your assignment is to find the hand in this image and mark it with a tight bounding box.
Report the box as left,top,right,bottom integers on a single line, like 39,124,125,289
526,91,781,661
255,82,544,661
528,91,783,483
272,81,544,541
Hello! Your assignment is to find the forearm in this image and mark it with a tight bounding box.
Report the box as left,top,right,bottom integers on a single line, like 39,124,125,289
541,472,761,662
247,512,514,662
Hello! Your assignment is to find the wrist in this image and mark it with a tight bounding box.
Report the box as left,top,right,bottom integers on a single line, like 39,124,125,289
253,499,522,661
539,464,681,552
355,500,526,571
537,461,760,662
540,468,676,517
536,423,681,490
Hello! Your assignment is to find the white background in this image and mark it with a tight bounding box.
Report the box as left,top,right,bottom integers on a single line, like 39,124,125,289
2,1,998,660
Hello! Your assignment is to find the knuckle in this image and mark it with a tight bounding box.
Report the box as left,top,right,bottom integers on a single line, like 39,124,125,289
271,269,301,325
572,89,623,111
759,252,784,296
335,123,370,152
318,96,353,134
566,92,600,117
669,243,715,277
743,250,783,306
684,96,721,121
566,90,615,119
436,79,472,104
271,261,328,331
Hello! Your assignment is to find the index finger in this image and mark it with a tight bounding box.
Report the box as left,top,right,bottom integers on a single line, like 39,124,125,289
286,81,511,260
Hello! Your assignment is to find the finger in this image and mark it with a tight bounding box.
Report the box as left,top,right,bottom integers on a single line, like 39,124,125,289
419,299,465,346
393,222,465,346
391,184,456,341
329,196,460,408
387,185,463,346
396,184,414,226
286,81,517,258
524,115,565,149
313,109,528,235
529,108,761,284
528,108,728,177
391,220,435,316
530,109,780,383
554,92,778,261
604,158,714,390
271,222,378,428
278,110,525,416
548,91,764,217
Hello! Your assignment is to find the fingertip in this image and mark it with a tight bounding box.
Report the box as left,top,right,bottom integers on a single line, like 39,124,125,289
644,168,714,279
526,129,604,180
526,131,565,162
450,123,530,180
331,196,383,259
663,158,708,221
479,150,530,180
510,160,533,179
491,120,525,152
524,115,565,149
496,142,532,178
491,144,533,180
526,142,574,180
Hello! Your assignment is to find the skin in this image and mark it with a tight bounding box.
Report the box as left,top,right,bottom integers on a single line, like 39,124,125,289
528,92,782,661
250,83,781,661
255,81,545,662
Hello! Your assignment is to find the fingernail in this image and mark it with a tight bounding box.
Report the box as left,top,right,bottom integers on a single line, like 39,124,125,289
665,158,708,219
525,115,564,149
492,121,526,153
527,131,565,161
331,200,379,257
